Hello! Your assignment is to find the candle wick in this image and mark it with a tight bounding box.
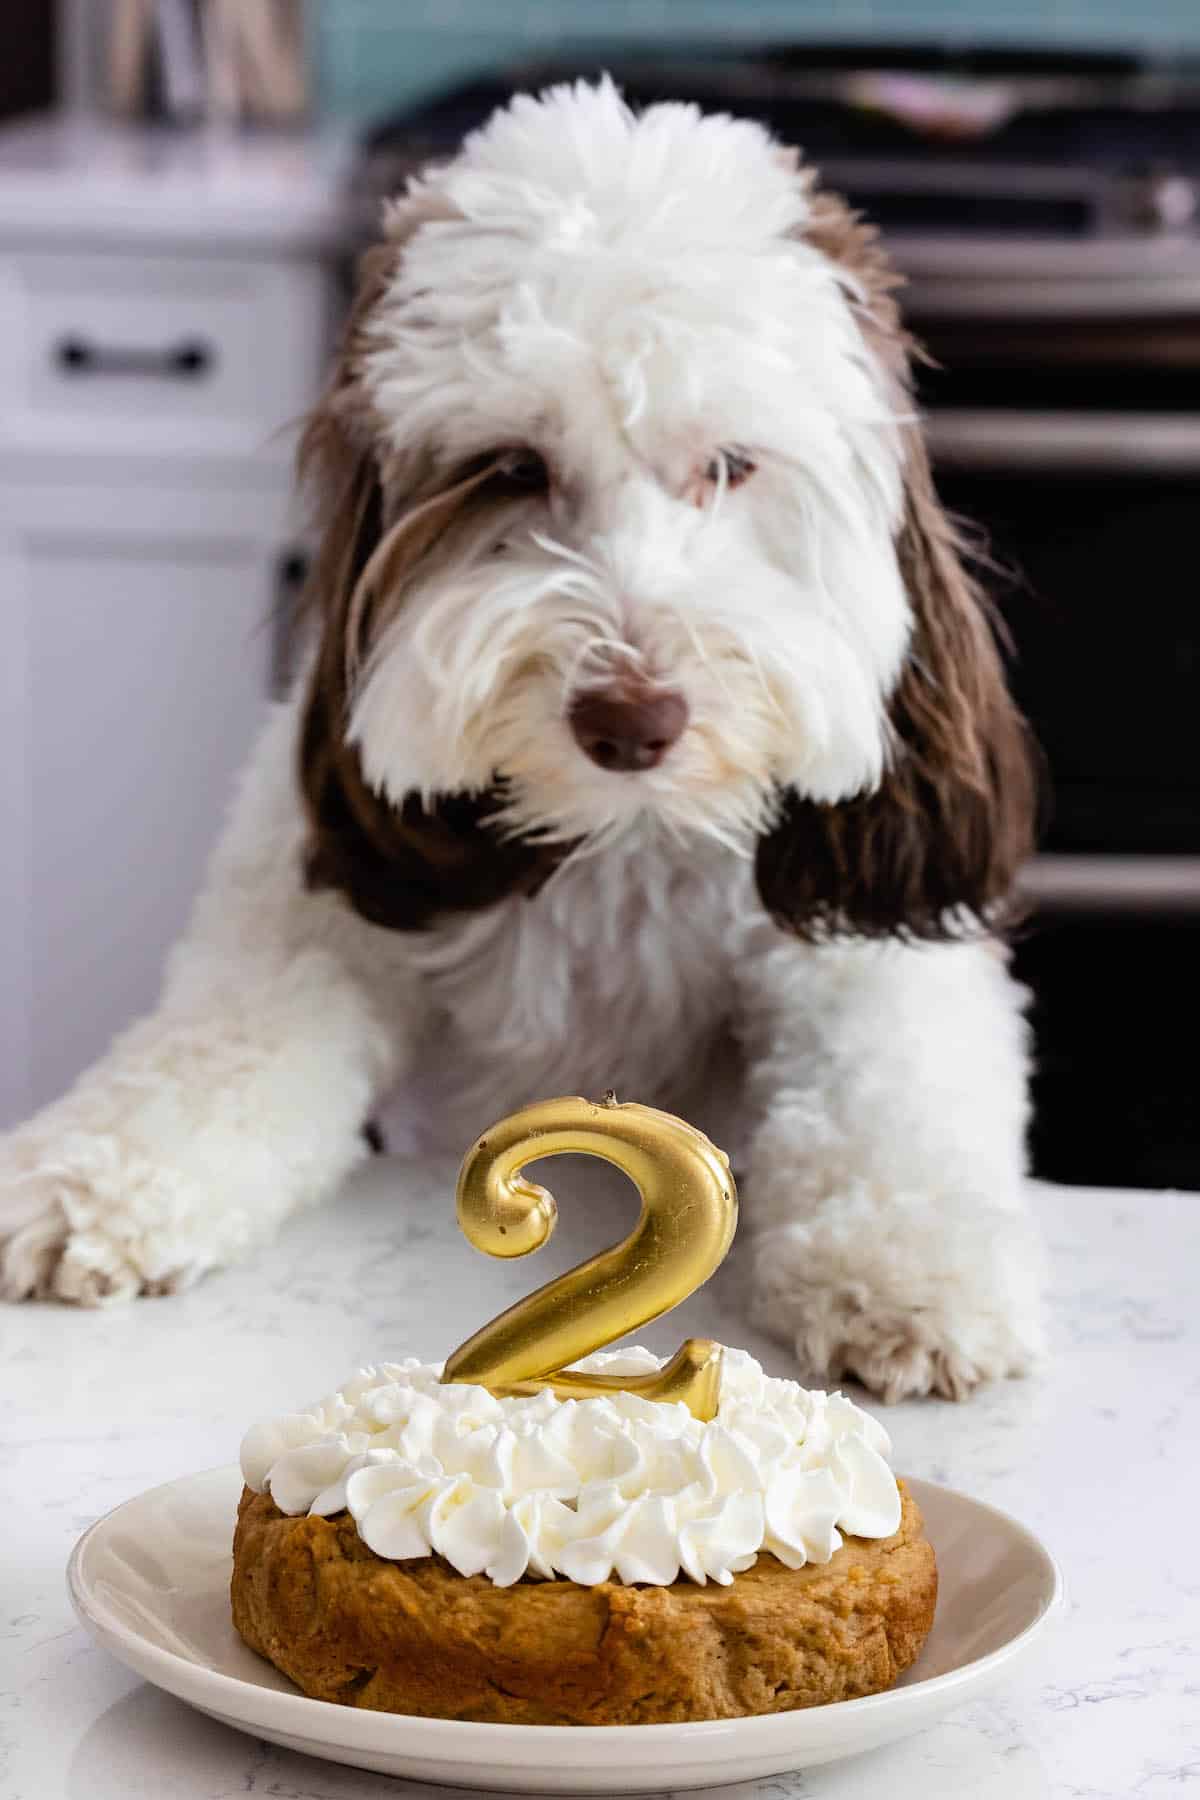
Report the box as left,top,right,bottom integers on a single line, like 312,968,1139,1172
601,1089,619,1107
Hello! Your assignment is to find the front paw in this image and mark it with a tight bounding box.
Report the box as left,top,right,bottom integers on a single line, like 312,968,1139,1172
751,1194,1046,1403
0,1130,212,1305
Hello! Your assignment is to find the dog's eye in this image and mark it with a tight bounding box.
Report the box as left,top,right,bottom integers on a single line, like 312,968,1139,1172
705,447,757,489
493,448,551,493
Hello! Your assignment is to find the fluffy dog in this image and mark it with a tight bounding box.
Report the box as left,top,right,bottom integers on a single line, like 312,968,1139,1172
0,80,1043,1400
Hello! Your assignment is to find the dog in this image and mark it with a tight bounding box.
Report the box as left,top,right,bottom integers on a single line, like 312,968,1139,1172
0,79,1044,1401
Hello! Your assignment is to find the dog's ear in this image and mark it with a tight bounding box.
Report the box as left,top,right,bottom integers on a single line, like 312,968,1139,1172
292,238,397,673
755,187,1036,941
295,240,564,930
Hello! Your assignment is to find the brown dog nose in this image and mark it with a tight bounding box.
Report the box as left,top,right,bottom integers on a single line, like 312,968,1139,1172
568,685,689,772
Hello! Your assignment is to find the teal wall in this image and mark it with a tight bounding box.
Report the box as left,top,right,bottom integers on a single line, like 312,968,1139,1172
313,0,1200,125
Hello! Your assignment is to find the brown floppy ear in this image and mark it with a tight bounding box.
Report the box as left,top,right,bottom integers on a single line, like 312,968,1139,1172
294,242,563,931
755,186,1036,942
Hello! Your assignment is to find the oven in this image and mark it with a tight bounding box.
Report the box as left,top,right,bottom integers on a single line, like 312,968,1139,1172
914,296,1200,858
906,281,1200,1188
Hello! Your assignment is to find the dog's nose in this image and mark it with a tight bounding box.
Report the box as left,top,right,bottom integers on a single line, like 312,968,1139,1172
568,685,689,772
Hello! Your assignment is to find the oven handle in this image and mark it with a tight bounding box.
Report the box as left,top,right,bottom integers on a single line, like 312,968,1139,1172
925,410,1200,473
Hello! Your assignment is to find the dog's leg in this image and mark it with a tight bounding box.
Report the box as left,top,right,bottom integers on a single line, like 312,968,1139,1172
0,705,416,1304
736,930,1044,1402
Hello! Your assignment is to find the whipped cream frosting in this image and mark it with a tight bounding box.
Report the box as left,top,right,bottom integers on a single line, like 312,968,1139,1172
240,1347,901,1589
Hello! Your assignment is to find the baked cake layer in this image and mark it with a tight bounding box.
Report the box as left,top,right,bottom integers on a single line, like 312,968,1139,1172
231,1482,936,1725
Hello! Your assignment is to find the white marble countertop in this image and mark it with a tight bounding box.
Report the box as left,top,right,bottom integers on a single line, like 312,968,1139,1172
2,1157,1197,1799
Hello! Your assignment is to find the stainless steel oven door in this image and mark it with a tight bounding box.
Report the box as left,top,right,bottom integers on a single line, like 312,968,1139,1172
924,406,1200,858
925,398,1200,1189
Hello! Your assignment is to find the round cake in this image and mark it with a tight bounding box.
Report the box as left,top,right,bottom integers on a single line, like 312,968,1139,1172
232,1348,936,1725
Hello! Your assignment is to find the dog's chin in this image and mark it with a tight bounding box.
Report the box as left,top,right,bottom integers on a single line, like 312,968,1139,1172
489,760,777,858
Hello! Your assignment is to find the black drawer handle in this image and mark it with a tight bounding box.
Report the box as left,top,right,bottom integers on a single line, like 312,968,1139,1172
54,335,216,380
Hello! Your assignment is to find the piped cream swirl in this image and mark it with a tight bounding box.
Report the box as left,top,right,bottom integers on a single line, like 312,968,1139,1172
240,1348,901,1588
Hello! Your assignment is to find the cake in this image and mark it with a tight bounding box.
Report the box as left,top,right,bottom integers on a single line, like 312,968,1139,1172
232,1347,937,1724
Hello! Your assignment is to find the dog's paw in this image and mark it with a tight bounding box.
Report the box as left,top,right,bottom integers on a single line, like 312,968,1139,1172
796,1296,1040,1404
0,1131,209,1305
750,1192,1046,1403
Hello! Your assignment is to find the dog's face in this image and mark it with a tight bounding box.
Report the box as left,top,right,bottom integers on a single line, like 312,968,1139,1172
301,81,1032,936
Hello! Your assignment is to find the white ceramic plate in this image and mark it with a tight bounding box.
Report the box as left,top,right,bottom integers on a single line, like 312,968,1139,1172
68,1467,1061,1795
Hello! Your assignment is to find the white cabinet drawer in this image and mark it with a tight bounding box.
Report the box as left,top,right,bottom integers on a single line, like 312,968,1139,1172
0,248,333,464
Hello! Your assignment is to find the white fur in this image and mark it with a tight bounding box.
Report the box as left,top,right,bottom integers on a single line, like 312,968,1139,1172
0,81,1043,1399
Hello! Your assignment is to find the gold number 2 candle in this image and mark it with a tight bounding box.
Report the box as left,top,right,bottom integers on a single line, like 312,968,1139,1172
441,1094,738,1421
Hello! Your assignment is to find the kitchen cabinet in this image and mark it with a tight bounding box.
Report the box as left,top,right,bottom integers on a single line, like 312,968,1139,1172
1,481,290,1118
0,116,354,1127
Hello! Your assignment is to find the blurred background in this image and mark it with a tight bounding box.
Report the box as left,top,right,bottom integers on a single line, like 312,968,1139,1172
1,2,1197,1188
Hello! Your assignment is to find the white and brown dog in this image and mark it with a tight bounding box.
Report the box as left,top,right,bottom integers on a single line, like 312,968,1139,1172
0,80,1044,1401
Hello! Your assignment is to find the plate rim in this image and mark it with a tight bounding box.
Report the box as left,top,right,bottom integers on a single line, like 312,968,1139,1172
67,1464,1064,1755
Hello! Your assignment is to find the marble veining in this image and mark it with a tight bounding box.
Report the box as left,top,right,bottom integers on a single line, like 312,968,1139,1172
1,1157,1197,1799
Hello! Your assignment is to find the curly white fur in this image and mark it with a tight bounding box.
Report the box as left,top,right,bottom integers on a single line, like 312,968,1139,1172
0,80,1043,1400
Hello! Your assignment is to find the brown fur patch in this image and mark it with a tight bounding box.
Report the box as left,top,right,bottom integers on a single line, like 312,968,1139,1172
754,185,1035,940
294,241,565,932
